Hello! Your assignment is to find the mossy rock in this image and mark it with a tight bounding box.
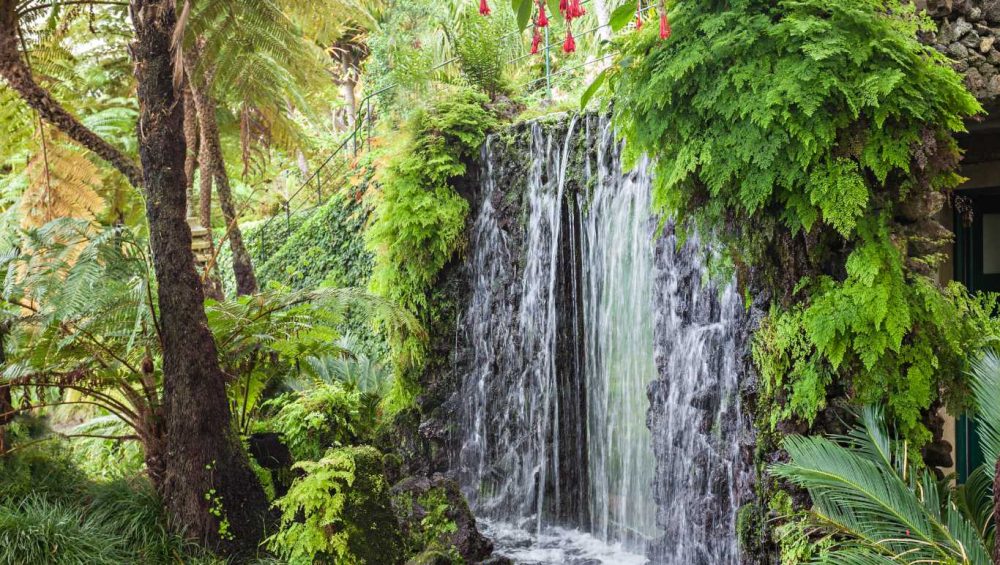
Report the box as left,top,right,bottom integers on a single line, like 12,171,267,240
405,550,461,565
390,473,492,563
341,446,408,565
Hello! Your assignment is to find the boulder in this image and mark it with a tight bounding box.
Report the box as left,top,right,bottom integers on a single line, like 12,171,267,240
392,473,494,563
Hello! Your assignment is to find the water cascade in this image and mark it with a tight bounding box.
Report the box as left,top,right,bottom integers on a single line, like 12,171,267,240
456,115,746,564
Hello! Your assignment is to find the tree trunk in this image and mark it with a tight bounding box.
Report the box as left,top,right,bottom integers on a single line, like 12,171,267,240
129,1,268,557
0,0,143,187
183,83,200,217
185,56,257,296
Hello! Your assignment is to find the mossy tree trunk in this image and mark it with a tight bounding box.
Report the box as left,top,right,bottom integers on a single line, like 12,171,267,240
183,82,200,216
130,0,268,555
185,53,258,296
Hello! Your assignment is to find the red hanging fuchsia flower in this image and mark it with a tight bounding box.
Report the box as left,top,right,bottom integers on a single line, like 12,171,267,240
537,0,549,27
559,0,569,17
563,28,576,53
531,27,543,54
659,7,671,40
568,0,586,19
480,0,491,16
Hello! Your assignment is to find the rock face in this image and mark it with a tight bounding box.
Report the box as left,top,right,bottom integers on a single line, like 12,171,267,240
921,0,1000,103
391,474,494,563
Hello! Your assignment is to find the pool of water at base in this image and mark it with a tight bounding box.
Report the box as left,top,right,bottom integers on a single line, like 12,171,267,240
480,520,649,565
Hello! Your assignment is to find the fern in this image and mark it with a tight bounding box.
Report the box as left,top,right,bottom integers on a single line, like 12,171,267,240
365,87,495,400
608,0,998,444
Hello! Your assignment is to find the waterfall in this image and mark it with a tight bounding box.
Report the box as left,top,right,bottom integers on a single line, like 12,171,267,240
457,115,745,565
582,123,658,546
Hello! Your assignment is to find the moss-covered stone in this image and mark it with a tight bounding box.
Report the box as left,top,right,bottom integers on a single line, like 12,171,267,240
341,446,408,564
391,474,492,563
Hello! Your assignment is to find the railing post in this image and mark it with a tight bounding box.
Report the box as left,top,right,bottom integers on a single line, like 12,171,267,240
367,98,373,154
544,25,552,101
316,166,322,203
284,200,291,237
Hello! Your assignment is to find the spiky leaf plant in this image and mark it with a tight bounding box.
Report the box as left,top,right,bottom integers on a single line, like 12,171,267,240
772,405,992,564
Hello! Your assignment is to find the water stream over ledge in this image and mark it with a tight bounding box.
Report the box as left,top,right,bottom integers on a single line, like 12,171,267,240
455,115,746,564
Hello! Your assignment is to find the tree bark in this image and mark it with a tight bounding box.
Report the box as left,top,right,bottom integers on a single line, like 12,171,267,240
183,83,200,217
129,1,268,556
0,0,143,187
185,56,257,296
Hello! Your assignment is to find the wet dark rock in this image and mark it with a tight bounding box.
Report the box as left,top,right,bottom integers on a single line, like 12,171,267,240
477,556,515,565
392,473,494,563
247,432,292,470
407,551,458,565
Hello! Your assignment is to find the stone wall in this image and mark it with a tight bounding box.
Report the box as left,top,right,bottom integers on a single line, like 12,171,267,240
922,0,1000,104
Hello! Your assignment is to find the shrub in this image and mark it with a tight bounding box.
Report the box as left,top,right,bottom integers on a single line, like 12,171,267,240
266,382,371,462
366,87,496,404
267,446,406,564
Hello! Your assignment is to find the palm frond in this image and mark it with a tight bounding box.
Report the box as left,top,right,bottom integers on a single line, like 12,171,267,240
970,350,1000,480
771,406,993,564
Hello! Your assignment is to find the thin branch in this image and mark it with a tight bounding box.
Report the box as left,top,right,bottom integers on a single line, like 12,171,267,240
58,432,139,441
16,1,128,18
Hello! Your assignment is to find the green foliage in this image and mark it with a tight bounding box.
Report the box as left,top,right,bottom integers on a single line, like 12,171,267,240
268,447,357,563
229,195,385,357
754,239,1000,440
266,382,370,462
250,195,373,292
267,445,406,565
0,445,191,565
771,406,992,564
610,0,976,237
453,8,515,98
607,0,995,444
65,417,145,480
969,349,1000,480
366,88,496,397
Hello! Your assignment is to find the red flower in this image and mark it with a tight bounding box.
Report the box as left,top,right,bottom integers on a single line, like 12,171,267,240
559,0,568,17
568,0,586,19
480,0,491,16
659,11,671,40
563,29,576,53
531,28,542,54
537,0,549,27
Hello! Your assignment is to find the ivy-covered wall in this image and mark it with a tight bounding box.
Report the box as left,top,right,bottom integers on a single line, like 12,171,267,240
222,194,373,294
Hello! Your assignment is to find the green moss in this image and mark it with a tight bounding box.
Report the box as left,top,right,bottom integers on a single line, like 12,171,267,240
366,87,498,407
342,447,408,564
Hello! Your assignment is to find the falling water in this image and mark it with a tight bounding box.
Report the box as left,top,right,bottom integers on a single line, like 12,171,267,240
458,115,745,565
582,121,659,547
